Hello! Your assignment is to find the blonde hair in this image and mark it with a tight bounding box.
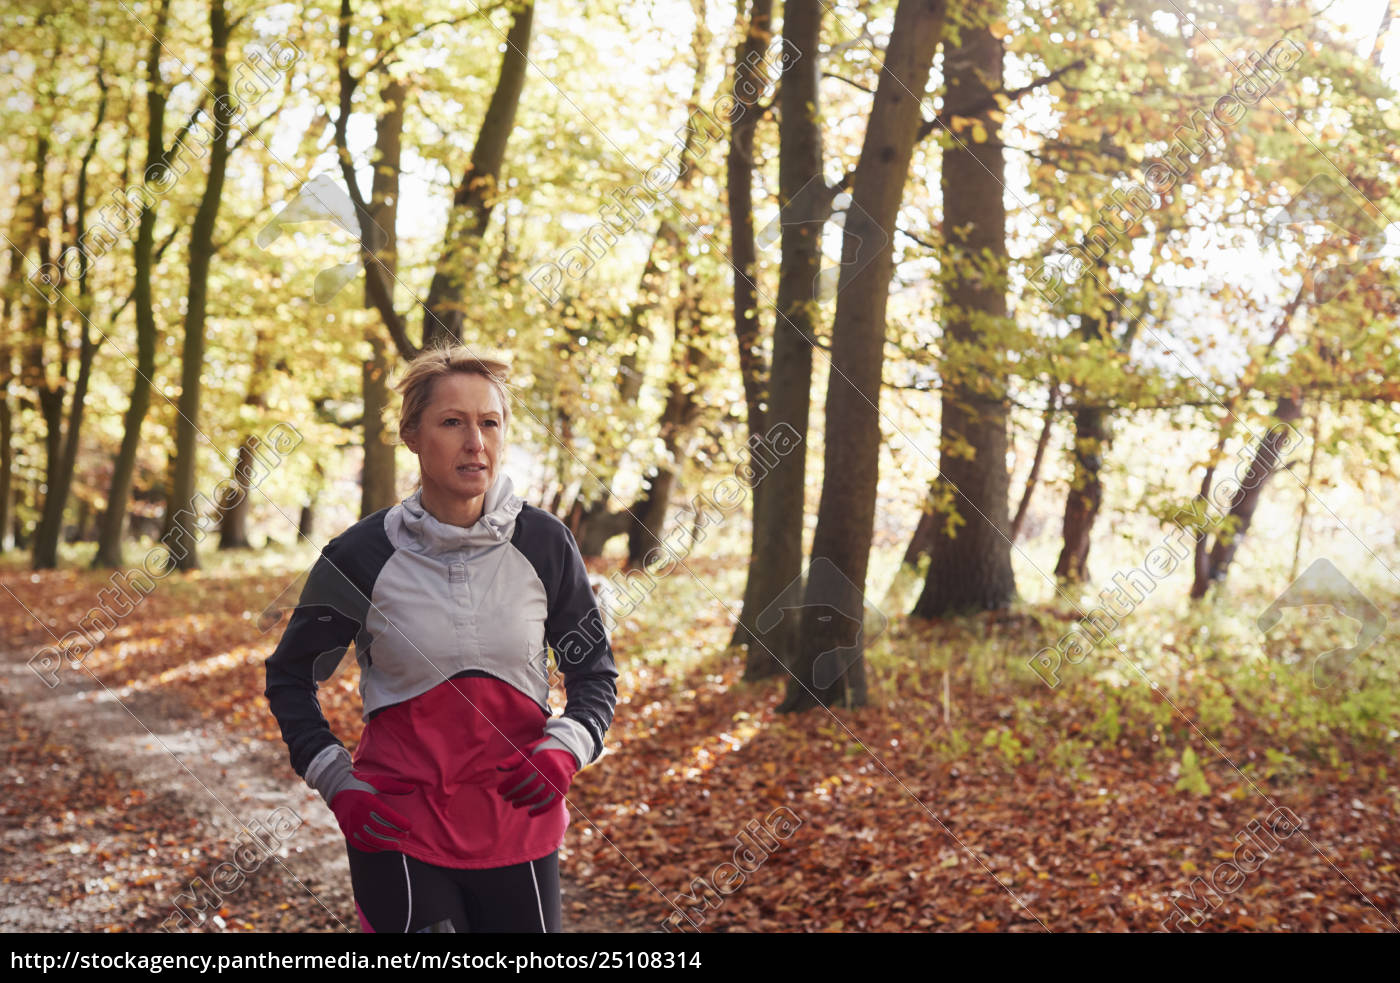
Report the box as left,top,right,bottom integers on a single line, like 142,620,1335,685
394,344,514,446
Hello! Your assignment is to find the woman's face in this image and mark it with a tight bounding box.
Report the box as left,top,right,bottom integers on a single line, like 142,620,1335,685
404,372,507,512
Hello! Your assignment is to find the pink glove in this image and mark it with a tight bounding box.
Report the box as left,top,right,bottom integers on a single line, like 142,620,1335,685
494,736,578,816
330,772,416,851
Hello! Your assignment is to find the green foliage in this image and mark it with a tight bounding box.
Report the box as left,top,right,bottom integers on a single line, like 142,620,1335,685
982,726,1034,770
933,726,972,762
1047,737,1093,783
1262,748,1307,783
1088,696,1121,745
1174,747,1211,797
1195,684,1235,734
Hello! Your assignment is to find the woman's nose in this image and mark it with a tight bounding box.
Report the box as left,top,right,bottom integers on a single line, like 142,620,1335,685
463,425,484,450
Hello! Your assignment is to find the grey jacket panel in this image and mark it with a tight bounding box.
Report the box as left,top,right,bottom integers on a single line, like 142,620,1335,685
263,473,618,782
361,537,551,718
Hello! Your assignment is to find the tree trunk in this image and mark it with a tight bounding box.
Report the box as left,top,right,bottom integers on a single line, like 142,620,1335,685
361,78,406,516
619,7,719,568
219,326,271,549
14,478,36,550
1191,396,1303,598
1052,304,1112,582
574,13,718,562
1053,403,1108,582
0,251,14,552
1009,387,1057,542
298,458,325,542
726,0,776,651
74,497,95,542
0,367,11,552
624,296,712,569
331,1,530,360
37,325,97,564
911,0,1015,619
93,0,172,570
1186,288,1306,598
158,0,232,574
781,0,948,712
33,55,108,568
362,330,398,514
568,210,674,558
216,437,256,549
419,2,533,348
737,0,825,680
20,130,67,570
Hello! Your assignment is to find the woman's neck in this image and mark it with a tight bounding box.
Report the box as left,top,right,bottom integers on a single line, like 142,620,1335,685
418,484,485,528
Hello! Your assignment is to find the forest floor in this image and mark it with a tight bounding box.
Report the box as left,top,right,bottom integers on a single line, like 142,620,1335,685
1,551,1396,933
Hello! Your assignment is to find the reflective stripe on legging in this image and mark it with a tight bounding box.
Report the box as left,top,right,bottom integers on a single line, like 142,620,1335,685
346,844,562,932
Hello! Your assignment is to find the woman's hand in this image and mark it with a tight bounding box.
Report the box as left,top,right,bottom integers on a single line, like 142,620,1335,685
494,736,579,816
330,771,416,851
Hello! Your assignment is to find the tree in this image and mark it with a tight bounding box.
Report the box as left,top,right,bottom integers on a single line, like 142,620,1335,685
911,0,1016,620
781,0,948,712
158,0,235,572
93,0,174,569
726,0,777,647
338,0,535,358
734,0,826,679
361,78,406,517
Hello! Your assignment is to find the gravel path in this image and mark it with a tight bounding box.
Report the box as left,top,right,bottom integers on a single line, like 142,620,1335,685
0,644,632,934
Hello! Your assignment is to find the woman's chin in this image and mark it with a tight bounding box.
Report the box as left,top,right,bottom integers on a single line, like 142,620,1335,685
451,471,490,494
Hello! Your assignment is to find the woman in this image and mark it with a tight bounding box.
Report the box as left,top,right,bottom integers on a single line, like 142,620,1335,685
263,345,618,933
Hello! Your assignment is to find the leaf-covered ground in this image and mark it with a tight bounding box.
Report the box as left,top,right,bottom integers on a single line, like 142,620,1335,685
1,555,1395,932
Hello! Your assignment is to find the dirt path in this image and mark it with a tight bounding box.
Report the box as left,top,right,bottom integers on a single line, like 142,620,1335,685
0,645,638,934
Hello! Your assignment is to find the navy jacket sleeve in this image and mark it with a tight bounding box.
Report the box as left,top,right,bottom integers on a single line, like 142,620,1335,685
542,523,619,765
262,533,371,779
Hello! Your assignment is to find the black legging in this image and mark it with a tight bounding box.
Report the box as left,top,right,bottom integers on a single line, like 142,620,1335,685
347,844,562,933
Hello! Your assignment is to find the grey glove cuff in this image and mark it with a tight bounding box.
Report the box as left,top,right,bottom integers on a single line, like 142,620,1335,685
541,717,594,772
533,734,581,770
304,743,376,808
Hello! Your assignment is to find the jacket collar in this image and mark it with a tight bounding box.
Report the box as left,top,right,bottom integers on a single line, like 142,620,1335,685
389,472,524,554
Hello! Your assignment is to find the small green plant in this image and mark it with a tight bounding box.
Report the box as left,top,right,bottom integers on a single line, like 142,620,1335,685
1262,748,1307,782
1088,696,1121,745
982,726,1033,769
1048,737,1093,782
1174,747,1211,796
1196,686,1235,733
933,726,971,761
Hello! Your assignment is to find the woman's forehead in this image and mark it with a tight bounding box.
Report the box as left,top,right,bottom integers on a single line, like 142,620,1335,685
428,373,505,411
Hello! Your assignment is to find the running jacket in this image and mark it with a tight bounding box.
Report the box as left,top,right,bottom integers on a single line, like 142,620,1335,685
263,472,619,868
